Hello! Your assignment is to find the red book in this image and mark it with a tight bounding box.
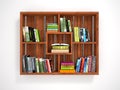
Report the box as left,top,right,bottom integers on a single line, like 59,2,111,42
46,59,51,73
80,57,85,72
88,56,92,72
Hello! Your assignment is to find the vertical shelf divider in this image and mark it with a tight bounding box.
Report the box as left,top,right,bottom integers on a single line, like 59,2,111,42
82,16,85,57
72,16,75,62
53,16,57,71
92,16,94,56
24,16,27,55
44,16,46,58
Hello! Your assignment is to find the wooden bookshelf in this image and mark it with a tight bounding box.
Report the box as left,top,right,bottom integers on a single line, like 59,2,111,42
20,12,99,75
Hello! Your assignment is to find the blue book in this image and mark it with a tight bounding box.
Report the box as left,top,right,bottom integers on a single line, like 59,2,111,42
76,58,81,72
83,57,87,72
83,28,86,42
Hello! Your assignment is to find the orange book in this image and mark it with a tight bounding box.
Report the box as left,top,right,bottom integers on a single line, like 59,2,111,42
60,70,75,73
80,57,85,72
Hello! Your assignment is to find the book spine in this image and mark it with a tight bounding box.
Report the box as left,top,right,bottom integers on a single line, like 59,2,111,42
27,57,33,73
35,58,39,73
22,55,27,72
60,18,64,32
46,59,51,73
91,56,96,72
39,58,44,73
68,20,72,32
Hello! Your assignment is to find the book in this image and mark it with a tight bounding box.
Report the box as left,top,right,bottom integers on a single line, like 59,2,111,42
60,18,64,32
46,59,51,73
67,20,72,32
60,70,75,73
23,26,30,42
75,58,81,72
88,56,92,72
35,58,39,73
22,55,27,72
74,27,79,42
26,57,33,73
34,29,41,42
91,56,96,72
39,58,44,73
51,49,69,53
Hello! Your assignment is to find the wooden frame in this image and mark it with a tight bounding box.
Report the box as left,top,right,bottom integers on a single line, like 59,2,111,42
20,12,99,75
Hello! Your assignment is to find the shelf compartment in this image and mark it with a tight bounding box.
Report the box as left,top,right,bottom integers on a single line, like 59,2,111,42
46,34,72,53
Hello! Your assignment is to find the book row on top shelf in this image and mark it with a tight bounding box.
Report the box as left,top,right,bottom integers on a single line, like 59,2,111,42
20,12,99,75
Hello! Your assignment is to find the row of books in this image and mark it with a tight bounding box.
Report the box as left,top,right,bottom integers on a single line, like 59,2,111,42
23,26,41,42
22,55,51,73
75,56,96,73
74,27,90,42
47,23,58,32
60,17,72,32
51,43,69,53
60,62,75,73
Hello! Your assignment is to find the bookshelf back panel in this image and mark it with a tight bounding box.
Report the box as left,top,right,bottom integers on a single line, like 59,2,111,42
73,44,83,61
60,55,73,63
26,44,36,57
37,44,45,58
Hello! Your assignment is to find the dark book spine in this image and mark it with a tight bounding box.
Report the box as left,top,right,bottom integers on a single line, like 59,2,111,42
22,55,27,72
66,20,69,32
91,56,96,72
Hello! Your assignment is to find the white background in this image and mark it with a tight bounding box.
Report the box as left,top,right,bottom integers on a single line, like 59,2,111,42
0,0,120,90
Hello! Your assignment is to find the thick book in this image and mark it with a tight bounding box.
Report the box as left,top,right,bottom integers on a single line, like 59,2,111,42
60,70,75,73
39,58,44,73
74,27,79,42
31,57,36,72
67,20,72,32
80,57,85,72
51,49,69,53
23,26,30,42
88,56,92,72
60,18,64,32
35,58,39,73
46,59,51,73
26,57,33,73
91,56,96,72
75,58,81,72
22,55,27,72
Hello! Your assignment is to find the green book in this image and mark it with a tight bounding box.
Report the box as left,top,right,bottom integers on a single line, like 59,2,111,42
39,58,44,73
35,58,39,73
23,26,30,42
60,18,64,32
74,27,79,42
63,17,67,32
34,29,41,42
68,20,72,32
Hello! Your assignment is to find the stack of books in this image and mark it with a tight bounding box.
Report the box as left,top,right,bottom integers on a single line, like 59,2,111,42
60,62,75,73
23,26,41,42
75,56,96,73
51,43,69,53
74,27,90,42
22,55,52,73
47,23,58,32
